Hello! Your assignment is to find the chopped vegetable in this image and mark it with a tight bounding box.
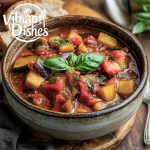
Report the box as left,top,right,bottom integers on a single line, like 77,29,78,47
98,32,117,48
92,102,102,111
62,100,74,112
83,36,97,45
102,57,122,76
78,43,88,53
117,80,135,97
25,71,45,90
48,36,60,46
59,43,74,53
97,85,116,101
34,59,50,79
68,30,82,46
13,56,37,69
10,27,140,113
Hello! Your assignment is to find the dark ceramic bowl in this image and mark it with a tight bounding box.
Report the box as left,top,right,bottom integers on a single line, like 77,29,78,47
2,16,148,140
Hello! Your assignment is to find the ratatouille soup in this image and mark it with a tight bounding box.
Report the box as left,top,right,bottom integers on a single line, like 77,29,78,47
10,27,140,113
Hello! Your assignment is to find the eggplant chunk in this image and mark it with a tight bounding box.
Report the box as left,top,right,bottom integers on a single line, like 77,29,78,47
98,32,117,48
59,43,74,53
117,80,135,97
13,56,37,69
98,85,116,101
25,71,45,90
34,59,50,79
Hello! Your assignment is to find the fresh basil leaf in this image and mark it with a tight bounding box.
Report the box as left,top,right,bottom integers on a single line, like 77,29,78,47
134,0,150,7
42,57,69,71
99,75,107,85
67,66,75,73
67,53,77,67
132,21,147,34
108,56,115,61
87,79,94,91
54,39,71,45
134,12,150,20
142,4,150,11
75,53,104,73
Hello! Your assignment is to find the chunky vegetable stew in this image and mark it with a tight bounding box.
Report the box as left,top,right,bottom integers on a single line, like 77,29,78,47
10,27,140,113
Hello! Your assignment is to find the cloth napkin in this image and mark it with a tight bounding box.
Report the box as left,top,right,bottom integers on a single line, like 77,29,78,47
0,90,54,150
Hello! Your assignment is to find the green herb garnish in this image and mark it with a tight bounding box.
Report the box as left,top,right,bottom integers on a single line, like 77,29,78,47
108,56,115,61
54,39,71,45
132,0,150,34
67,53,77,67
42,53,104,74
49,74,57,83
99,75,107,85
87,79,94,91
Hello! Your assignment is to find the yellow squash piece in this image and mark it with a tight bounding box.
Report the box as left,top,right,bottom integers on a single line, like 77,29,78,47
63,100,74,112
13,56,37,69
48,35,60,46
98,32,117,48
59,43,74,53
116,57,128,70
92,102,102,111
68,30,82,40
25,71,45,90
117,80,135,97
78,43,88,53
98,85,116,101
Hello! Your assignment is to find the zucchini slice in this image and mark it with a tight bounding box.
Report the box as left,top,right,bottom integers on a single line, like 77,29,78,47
13,56,37,69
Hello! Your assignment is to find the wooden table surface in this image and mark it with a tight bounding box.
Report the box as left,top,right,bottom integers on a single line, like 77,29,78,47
0,1,150,150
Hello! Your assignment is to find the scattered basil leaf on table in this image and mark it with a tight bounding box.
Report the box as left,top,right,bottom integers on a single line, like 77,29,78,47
132,22,148,34
54,39,71,45
142,4,150,12
133,1,150,34
87,79,94,91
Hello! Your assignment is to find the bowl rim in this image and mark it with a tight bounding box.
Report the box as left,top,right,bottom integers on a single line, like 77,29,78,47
2,15,148,118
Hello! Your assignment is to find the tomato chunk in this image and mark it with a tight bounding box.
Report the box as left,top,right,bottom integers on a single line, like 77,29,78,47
79,76,93,105
83,36,97,45
111,50,126,60
41,78,64,94
102,57,122,76
53,94,66,111
71,36,82,46
28,93,51,109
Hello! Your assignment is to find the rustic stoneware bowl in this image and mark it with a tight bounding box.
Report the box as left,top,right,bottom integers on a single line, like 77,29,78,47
2,16,148,140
